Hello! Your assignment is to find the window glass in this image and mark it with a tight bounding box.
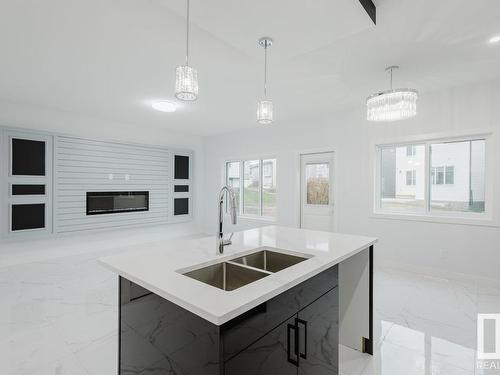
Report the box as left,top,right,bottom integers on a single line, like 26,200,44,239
226,161,241,212
445,166,455,185
430,140,485,213
262,159,277,217
406,170,416,186
243,160,260,215
306,163,329,205
380,144,425,212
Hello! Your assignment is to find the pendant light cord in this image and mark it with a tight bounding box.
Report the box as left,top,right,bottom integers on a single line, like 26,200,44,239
185,0,190,66
389,67,393,91
386,66,399,91
264,42,268,98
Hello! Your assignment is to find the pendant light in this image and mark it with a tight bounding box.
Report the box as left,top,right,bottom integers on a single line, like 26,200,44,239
175,0,198,101
366,66,418,122
257,37,274,124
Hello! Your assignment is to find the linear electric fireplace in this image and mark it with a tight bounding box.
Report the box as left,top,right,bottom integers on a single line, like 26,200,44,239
86,191,149,215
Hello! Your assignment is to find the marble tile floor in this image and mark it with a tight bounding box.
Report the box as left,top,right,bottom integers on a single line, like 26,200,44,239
1,235,499,374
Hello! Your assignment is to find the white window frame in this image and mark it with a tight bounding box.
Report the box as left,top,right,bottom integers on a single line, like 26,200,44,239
224,157,277,221
371,131,497,227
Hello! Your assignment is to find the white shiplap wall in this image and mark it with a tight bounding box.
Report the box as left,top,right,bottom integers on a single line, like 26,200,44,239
54,136,172,233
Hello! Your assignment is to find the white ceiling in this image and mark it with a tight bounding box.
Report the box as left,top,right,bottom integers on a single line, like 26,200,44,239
1,0,500,136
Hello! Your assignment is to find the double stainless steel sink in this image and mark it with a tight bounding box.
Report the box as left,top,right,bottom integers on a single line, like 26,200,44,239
181,249,311,291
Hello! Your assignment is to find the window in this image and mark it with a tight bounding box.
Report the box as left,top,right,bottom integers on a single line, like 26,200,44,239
431,166,454,185
445,166,455,185
262,159,277,217
243,160,260,215
379,144,425,212
226,161,241,211
406,145,416,157
376,137,487,218
430,140,484,213
225,158,276,218
406,170,416,186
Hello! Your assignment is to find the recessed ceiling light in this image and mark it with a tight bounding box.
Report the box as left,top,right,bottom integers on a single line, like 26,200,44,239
489,35,500,44
151,101,177,113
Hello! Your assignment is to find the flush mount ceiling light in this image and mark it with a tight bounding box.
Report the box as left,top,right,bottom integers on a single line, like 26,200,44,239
366,66,418,122
257,37,274,125
489,35,500,44
151,101,177,113
175,0,198,101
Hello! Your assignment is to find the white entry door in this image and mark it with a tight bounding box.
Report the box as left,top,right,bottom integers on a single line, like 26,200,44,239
300,152,334,231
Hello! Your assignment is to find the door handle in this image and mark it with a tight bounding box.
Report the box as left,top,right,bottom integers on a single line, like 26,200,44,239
287,323,299,366
296,318,308,359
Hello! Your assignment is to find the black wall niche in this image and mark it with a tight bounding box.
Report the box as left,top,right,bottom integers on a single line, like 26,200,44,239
12,203,45,231
12,184,46,195
174,185,189,193
174,197,189,215
174,155,190,180
12,138,46,176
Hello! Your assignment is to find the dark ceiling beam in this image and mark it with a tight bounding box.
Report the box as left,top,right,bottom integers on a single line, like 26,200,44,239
358,0,376,24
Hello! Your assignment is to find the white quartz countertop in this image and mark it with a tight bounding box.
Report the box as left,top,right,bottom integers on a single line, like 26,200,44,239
99,225,377,325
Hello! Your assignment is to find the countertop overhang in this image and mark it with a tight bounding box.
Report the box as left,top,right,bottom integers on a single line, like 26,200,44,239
99,225,377,325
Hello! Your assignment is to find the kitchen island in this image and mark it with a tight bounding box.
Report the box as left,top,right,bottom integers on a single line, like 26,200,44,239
99,225,376,375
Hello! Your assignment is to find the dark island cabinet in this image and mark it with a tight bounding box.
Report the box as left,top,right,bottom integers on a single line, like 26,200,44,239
224,316,298,375
225,287,339,375
297,287,339,375
119,265,339,375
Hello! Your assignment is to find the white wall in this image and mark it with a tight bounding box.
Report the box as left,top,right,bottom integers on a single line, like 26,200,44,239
0,101,205,236
202,80,500,280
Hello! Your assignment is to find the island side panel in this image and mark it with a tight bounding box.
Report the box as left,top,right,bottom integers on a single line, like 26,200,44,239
338,246,373,354
119,277,222,375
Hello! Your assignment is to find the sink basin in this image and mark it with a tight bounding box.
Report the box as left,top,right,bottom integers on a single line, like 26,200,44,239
180,248,311,291
183,262,269,291
231,250,308,273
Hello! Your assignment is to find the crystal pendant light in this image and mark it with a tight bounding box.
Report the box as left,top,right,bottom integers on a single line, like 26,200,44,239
175,0,198,101
257,37,274,124
366,66,418,122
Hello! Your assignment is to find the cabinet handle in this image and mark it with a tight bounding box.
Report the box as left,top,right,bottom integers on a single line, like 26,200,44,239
287,323,299,366
297,318,307,359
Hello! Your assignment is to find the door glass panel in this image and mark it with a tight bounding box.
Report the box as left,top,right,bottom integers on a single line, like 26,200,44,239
243,160,260,215
306,163,330,205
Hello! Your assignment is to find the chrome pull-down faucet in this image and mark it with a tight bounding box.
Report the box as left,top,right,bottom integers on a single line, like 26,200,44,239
217,185,237,254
